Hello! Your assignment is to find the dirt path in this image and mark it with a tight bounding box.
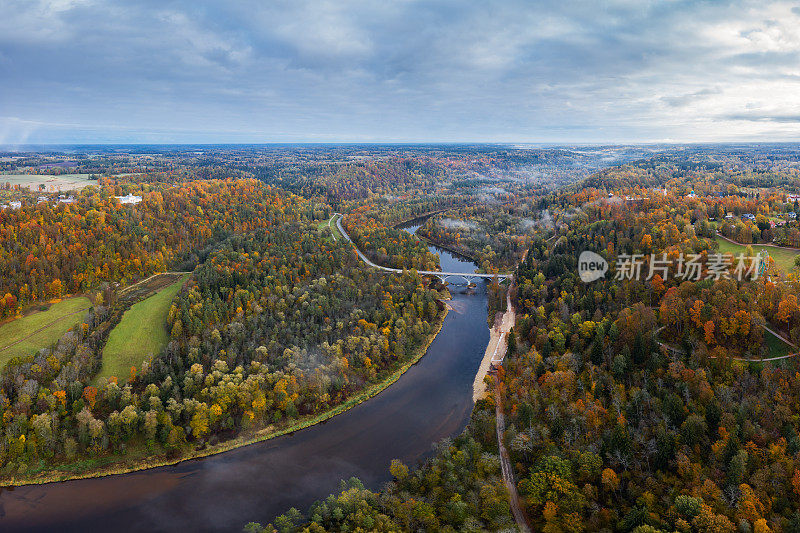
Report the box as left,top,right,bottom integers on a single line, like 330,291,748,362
656,325,799,362
716,232,800,252
473,290,515,402
474,283,529,531
761,323,799,350
117,271,190,297
494,372,531,532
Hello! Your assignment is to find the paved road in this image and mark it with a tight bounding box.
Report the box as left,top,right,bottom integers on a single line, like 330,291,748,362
334,214,511,280
336,211,527,527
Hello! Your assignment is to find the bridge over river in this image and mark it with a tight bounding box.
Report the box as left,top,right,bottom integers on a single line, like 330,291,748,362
0,212,494,532
335,214,512,284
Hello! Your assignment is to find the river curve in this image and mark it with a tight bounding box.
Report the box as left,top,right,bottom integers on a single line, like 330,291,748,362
0,222,489,532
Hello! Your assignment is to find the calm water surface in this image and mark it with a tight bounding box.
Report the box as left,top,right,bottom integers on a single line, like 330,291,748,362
0,222,488,532
399,220,476,274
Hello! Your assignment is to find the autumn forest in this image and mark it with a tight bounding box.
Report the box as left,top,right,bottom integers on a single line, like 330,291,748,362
2,144,800,533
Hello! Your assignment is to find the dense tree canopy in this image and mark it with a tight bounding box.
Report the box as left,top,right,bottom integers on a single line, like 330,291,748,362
0,179,447,477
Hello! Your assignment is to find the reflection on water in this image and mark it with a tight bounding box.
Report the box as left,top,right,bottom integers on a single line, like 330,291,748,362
397,221,476,274
0,216,490,532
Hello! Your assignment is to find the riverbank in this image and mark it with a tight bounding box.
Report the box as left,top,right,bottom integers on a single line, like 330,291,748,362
1,302,450,488
414,227,483,265
389,208,449,229
472,290,515,402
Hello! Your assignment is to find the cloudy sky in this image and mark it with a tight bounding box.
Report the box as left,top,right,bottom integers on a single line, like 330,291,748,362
1,0,800,144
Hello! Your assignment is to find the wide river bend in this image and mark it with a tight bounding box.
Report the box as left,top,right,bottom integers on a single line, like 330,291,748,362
0,221,489,532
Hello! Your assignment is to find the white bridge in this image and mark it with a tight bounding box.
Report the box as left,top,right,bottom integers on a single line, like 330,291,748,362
335,214,512,284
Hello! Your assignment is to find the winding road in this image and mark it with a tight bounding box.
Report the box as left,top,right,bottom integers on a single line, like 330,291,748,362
0,211,500,532
333,213,512,282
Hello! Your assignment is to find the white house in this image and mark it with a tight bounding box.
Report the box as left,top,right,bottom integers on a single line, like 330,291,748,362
115,194,142,205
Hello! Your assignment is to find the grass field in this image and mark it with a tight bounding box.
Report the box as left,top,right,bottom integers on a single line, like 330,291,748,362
714,236,800,273
6,299,449,486
318,215,343,240
763,328,792,359
331,215,343,239
97,273,188,381
0,297,91,367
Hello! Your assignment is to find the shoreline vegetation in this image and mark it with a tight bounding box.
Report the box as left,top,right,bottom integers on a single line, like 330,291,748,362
414,228,484,266
389,208,449,229
1,294,451,488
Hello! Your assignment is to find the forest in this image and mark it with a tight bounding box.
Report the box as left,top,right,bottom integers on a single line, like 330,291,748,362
244,149,800,532
0,176,447,479
498,164,800,532
3,145,800,533
245,421,514,533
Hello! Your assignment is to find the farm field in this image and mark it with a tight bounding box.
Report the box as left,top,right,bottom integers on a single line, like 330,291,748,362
0,297,91,367
714,236,800,273
0,173,98,192
97,273,189,381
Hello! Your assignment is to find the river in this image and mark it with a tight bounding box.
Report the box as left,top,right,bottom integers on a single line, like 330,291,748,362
0,222,489,532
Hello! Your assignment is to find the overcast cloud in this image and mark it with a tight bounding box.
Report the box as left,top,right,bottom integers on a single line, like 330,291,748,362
1,0,799,143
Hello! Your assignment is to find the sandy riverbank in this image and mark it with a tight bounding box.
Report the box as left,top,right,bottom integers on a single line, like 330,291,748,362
473,291,515,402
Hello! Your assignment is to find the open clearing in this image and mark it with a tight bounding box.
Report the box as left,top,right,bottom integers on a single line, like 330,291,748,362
763,328,792,359
0,297,91,367
98,273,189,381
659,324,796,362
714,236,800,273
0,173,99,192
318,214,342,241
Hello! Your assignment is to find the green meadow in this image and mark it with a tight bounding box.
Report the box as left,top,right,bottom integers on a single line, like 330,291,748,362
0,297,91,367
97,274,188,381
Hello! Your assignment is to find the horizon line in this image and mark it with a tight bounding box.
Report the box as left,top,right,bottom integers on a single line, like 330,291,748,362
3,140,800,148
